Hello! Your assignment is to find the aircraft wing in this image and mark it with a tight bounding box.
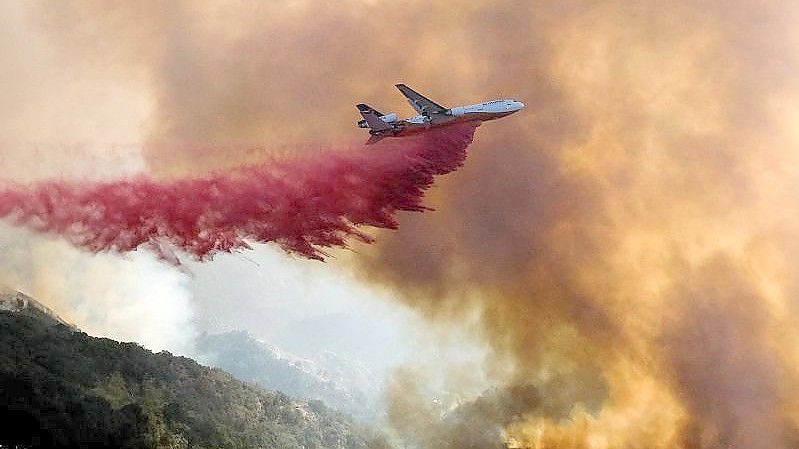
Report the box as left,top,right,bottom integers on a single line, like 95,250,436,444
395,84,448,116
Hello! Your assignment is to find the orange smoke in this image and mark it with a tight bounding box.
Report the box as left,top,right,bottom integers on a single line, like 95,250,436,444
11,1,799,448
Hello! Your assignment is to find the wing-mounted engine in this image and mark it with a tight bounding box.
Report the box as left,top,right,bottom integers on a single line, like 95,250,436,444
449,106,466,117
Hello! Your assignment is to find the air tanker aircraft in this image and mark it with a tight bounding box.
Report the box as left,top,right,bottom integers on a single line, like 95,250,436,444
357,84,525,145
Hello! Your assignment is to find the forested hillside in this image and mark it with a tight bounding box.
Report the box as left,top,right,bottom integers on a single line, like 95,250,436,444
0,310,388,449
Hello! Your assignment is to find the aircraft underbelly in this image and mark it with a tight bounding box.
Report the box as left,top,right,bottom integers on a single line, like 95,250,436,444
393,115,484,136
465,111,510,121
384,110,513,140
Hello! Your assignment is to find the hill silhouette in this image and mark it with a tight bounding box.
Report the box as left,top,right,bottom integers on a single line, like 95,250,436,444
0,308,389,449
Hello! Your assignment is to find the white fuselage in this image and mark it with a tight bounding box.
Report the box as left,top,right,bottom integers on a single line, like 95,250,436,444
372,99,525,137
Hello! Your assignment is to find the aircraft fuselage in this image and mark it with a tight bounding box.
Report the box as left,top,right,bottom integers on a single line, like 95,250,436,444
359,100,525,137
356,85,524,145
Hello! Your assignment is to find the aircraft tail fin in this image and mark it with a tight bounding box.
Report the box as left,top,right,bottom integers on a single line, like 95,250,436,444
357,104,392,132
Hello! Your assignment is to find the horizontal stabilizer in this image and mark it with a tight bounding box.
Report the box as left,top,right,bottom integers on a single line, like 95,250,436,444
357,104,392,132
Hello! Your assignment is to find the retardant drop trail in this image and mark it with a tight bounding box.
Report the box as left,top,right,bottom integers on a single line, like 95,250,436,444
0,124,476,262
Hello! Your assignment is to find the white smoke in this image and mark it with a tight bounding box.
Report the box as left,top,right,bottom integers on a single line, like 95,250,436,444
0,1,194,354
0,225,196,353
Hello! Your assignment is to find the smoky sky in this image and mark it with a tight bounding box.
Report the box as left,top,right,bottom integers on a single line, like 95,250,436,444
8,1,799,448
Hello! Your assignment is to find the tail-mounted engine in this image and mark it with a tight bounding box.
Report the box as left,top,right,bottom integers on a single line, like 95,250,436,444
380,113,398,123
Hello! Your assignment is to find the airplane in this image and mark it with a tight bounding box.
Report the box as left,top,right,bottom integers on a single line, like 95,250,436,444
356,84,525,145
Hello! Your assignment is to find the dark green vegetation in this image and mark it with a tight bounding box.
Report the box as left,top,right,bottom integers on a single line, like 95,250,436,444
0,310,388,449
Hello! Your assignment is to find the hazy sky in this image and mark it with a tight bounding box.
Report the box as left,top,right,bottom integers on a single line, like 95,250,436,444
186,247,420,370
4,1,799,448
0,0,490,386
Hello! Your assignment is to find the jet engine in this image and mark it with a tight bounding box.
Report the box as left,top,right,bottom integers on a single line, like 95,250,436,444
449,106,466,117
380,113,398,123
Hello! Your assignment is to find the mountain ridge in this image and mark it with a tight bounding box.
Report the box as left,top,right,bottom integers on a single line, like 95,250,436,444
0,287,74,328
0,307,389,449
194,330,381,421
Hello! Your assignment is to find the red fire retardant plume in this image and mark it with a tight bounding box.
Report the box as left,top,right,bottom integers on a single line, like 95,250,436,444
0,124,476,262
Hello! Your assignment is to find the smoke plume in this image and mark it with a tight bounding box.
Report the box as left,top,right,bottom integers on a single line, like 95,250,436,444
0,126,474,261
352,2,799,449
0,1,192,353
7,1,799,448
